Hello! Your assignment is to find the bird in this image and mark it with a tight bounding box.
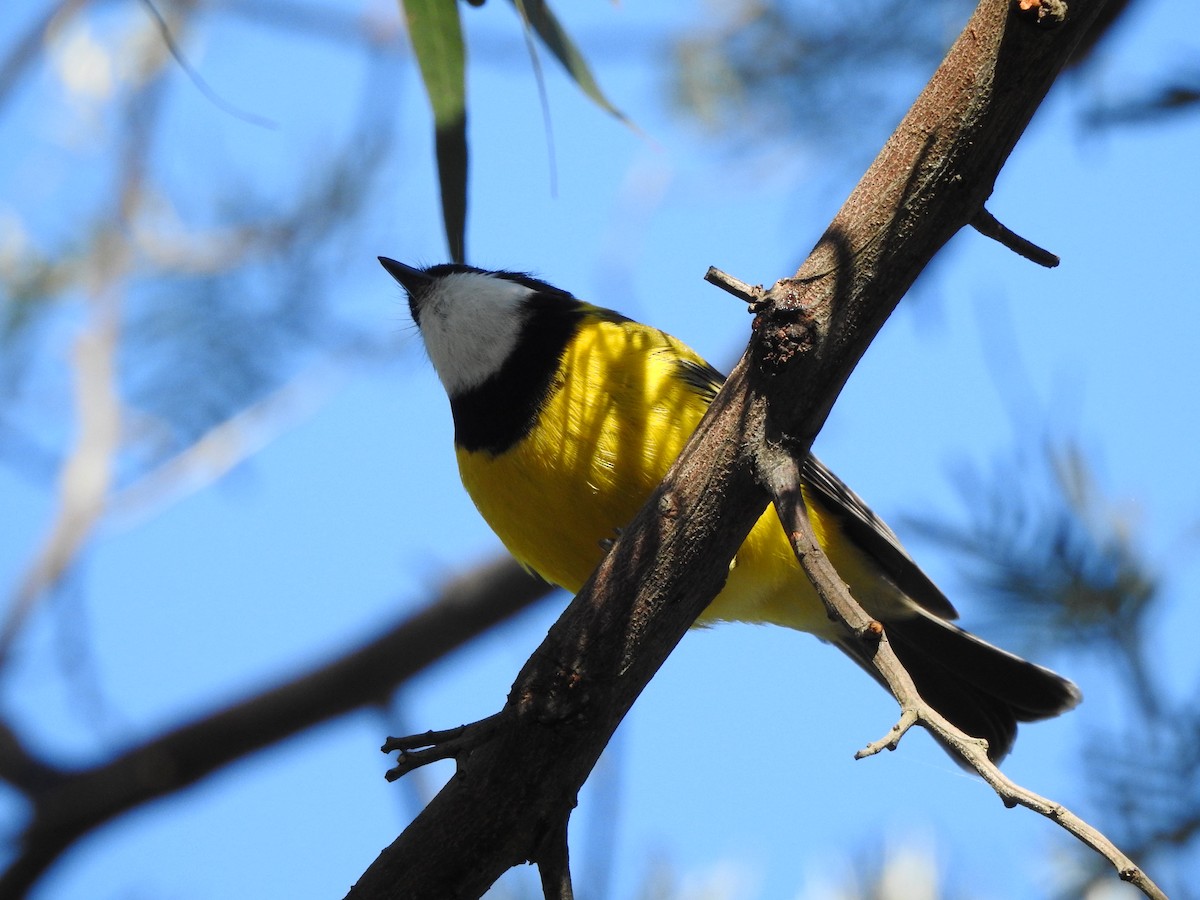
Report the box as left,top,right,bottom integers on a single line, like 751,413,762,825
381,257,1081,762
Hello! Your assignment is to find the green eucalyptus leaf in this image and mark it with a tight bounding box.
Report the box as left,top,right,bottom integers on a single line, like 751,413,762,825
401,0,468,261
512,0,628,123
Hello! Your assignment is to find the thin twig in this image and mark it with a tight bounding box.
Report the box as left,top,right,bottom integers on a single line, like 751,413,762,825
704,266,764,305
758,446,1166,900
0,296,121,664
136,0,277,128
971,207,1060,268
535,817,574,900
511,0,559,198
381,712,508,781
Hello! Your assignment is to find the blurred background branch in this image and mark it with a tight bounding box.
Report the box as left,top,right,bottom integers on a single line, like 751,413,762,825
0,555,550,898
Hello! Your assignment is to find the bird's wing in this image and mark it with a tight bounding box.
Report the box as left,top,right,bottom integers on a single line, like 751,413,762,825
663,351,955,619
801,455,958,620
672,357,724,402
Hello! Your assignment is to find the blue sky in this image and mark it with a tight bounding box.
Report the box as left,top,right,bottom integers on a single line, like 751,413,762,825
2,0,1199,898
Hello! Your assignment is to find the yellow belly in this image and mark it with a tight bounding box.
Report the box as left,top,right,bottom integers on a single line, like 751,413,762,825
455,316,897,637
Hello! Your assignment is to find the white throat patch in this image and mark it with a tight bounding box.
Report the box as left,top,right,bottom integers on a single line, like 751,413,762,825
416,271,534,397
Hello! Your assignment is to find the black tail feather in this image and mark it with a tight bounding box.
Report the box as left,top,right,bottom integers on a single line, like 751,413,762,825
838,613,1081,763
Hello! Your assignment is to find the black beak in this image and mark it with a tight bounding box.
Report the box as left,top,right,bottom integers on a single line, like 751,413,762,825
378,257,431,293
379,257,432,324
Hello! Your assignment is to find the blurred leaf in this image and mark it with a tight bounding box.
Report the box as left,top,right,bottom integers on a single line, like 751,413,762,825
400,0,466,128
401,0,468,262
511,0,628,124
671,0,968,154
1085,76,1200,128
434,118,468,264
670,0,1159,156
399,0,629,261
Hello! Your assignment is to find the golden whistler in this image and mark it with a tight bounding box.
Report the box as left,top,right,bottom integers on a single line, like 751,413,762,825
384,258,1080,762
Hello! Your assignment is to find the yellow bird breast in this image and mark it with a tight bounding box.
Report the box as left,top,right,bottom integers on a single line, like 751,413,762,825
455,315,855,637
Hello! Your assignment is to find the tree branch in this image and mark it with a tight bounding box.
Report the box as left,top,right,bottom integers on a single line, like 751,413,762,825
760,447,1165,899
0,257,124,664
352,0,1133,897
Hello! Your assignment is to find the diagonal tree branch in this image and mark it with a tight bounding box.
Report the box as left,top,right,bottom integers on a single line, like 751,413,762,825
350,0,1132,897
760,448,1164,898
